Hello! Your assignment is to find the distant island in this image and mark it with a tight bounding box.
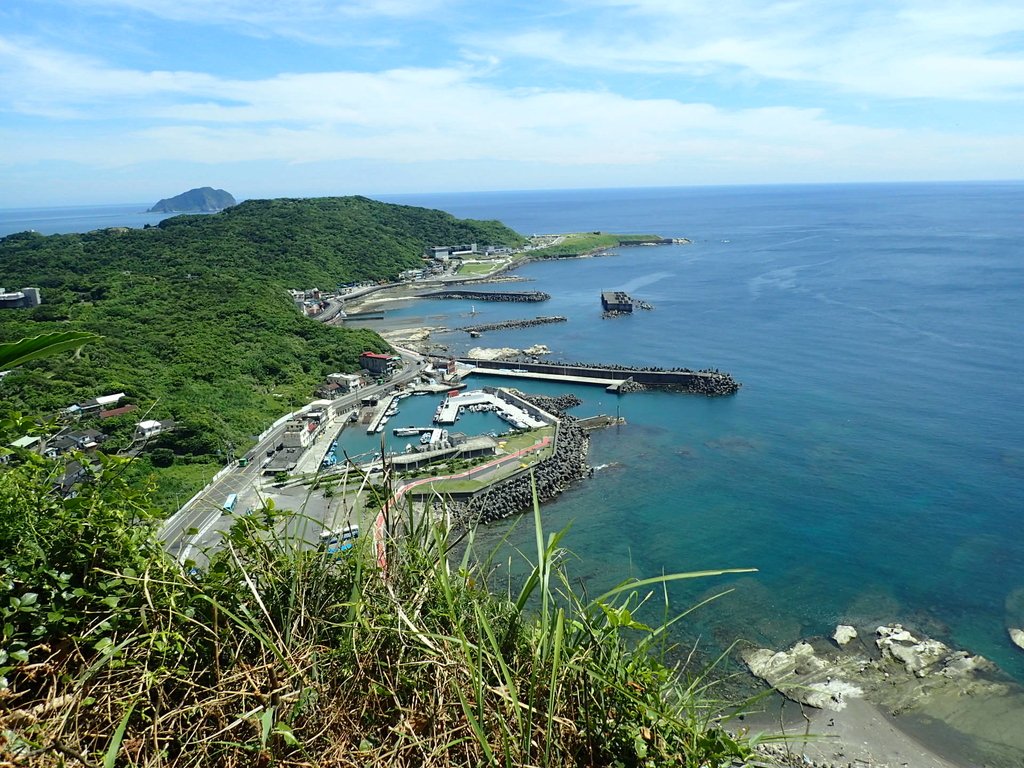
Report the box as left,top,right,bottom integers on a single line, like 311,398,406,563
148,187,236,213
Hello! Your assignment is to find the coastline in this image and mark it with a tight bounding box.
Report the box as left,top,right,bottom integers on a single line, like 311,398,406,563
339,242,1024,767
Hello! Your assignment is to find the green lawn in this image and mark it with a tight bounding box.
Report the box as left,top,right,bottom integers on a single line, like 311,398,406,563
457,260,504,276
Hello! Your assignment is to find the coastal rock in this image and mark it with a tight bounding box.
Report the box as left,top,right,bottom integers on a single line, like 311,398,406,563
876,625,947,677
523,344,550,356
1010,628,1024,651
742,642,863,711
468,346,521,361
833,625,858,646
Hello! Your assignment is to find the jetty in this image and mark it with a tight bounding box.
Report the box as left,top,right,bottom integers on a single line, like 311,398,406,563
458,315,567,334
458,359,740,396
420,289,550,303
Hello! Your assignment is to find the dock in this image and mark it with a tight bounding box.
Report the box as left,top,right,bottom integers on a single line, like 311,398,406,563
433,389,549,428
366,394,400,434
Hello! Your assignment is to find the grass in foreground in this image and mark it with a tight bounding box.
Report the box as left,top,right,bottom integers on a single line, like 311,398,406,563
2,458,760,767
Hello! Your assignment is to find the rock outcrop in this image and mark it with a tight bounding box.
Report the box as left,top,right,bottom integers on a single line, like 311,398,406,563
743,623,1006,717
1010,628,1024,651
832,624,858,646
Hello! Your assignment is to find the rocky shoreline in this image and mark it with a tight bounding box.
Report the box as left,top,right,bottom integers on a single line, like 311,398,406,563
742,623,1024,766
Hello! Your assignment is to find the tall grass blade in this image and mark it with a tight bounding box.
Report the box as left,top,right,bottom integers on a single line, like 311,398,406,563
103,698,136,768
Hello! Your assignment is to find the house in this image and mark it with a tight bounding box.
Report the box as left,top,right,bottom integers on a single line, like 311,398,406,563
316,382,343,400
0,287,41,309
100,404,139,419
73,392,127,416
134,419,169,440
282,417,321,449
43,429,106,458
55,460,89,498
327,372,362,392
359,351,391,375
9,435,41,451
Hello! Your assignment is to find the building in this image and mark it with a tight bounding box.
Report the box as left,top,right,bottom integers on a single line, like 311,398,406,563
99,404,139,419
327,372,362,393
601,291,633,313
427,243,477,260
9,435,41,451
44,429,107,458
135,419,174,441
359,351,391,375
282,415,324,449
68,392,127,418
0,287,41,309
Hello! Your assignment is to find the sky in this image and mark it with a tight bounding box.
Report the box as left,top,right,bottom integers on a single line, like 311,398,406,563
1,0,1022,206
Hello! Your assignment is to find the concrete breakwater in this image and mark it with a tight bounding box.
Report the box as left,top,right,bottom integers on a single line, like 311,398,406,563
460,359,741,396
421,289,551,303
458,315,567,334
452,409,589,528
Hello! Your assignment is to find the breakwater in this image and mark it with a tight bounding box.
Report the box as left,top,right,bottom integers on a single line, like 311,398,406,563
460,359,740,396
458,315,567,334
421,289,550,302
452,407,589,527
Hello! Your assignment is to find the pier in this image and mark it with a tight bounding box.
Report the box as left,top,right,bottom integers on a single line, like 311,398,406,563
366,394,400,434
458,359,740,396
433,389,551,428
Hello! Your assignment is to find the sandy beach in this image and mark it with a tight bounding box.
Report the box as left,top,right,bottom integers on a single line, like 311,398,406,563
747,698,967,768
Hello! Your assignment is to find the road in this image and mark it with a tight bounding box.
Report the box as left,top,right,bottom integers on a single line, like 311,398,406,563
161,349,428,564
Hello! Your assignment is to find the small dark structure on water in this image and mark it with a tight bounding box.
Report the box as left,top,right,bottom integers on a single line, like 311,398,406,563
601,291,633,313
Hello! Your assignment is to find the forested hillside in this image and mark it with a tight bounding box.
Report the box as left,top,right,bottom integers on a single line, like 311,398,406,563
0,196,524,501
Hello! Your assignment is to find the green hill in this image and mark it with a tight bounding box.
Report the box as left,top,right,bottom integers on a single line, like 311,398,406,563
0,196,524,501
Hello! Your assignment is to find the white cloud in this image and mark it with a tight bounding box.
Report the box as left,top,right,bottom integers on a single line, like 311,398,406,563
1,33,1021,188
490,0,1024,100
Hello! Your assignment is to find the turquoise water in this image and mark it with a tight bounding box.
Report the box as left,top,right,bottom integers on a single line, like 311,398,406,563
370,183,1024,685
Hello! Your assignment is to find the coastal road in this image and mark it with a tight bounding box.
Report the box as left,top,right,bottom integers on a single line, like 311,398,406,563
161,349,428,564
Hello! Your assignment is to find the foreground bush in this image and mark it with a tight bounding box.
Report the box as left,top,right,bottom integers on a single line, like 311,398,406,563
1,466,755,767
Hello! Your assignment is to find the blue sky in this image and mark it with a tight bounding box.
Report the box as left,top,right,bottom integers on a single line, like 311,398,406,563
1,0,1022,206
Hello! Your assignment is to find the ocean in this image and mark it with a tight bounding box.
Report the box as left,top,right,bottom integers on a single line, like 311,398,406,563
369,182,1024,675
7,183,1024,760
0,203,173,237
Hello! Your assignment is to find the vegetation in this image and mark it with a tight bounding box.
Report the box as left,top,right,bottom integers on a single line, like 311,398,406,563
529,232,663,259
0,197,524,508
0,445,759,766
